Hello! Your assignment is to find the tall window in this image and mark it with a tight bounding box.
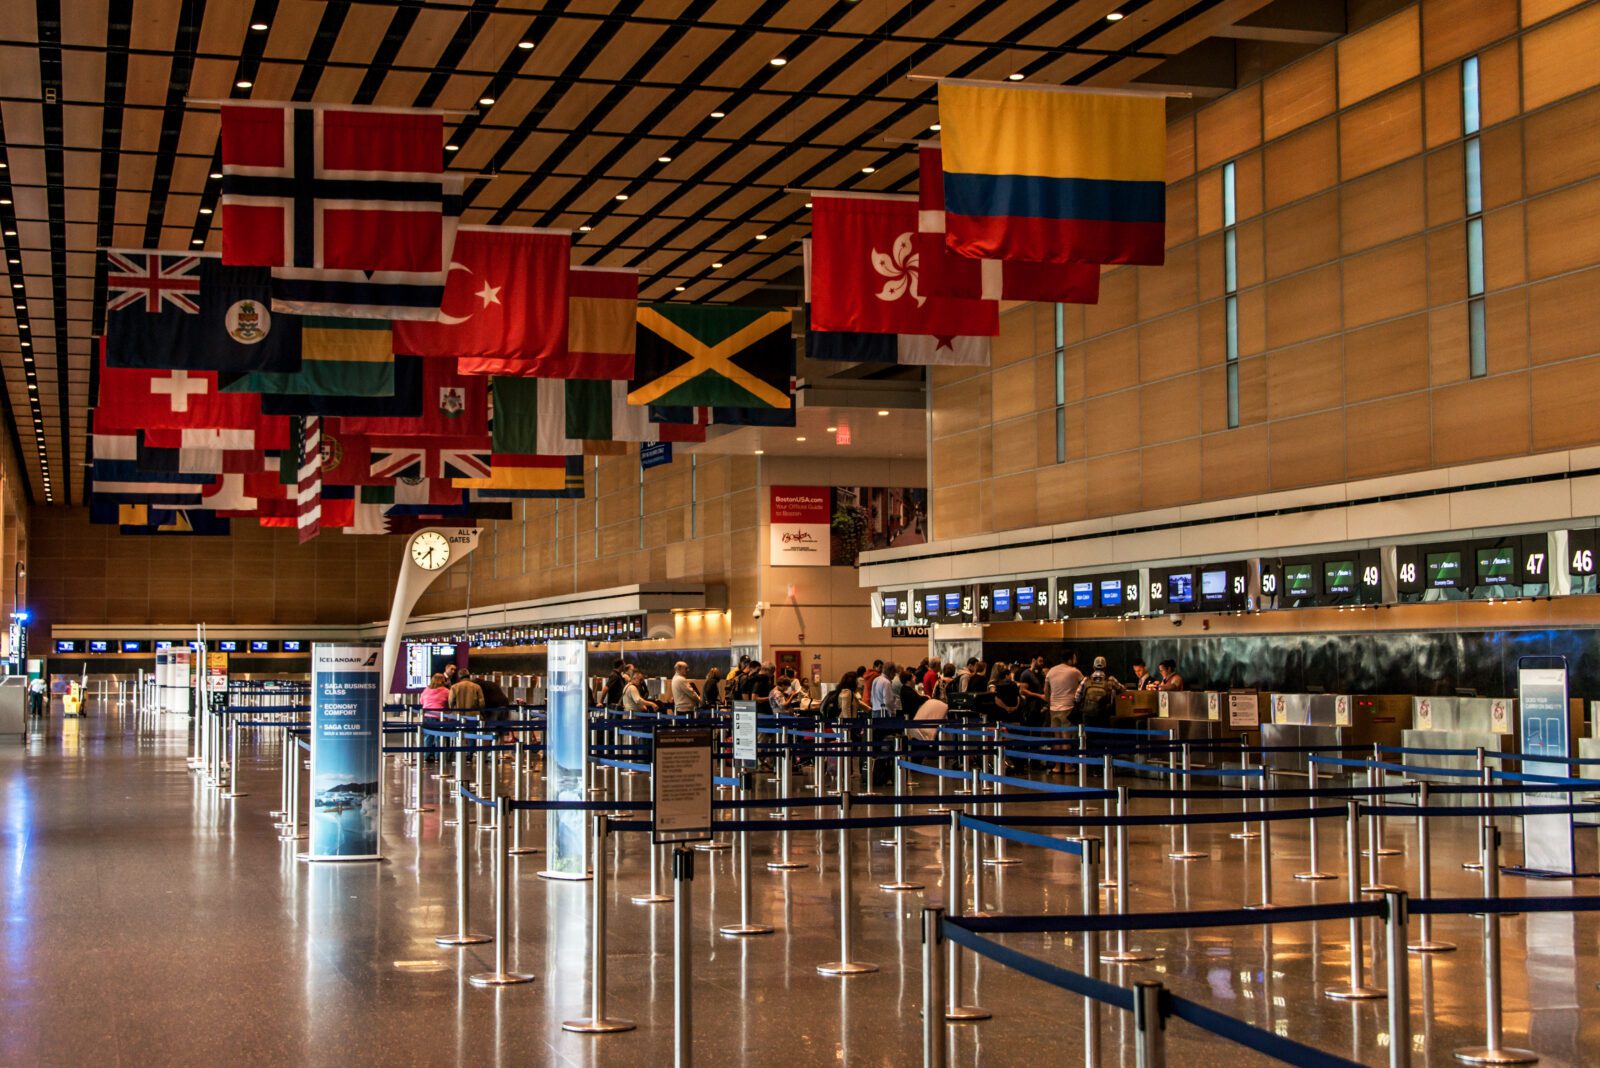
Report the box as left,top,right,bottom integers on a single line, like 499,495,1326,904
593,455,601,558
1222,160,1240,428
1053,303,1066,463
1462,56,1486,378
638,456,646,549
690,454,698,538
552,501,559,566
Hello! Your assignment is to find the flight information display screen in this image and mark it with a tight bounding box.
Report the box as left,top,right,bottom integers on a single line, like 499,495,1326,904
1285,563,1316,597
1166,571,1195,606
1323,560,1356,595
1073,582,1094,608
1200,569,1228,605
1099,579,1122,608
1476,546,1516,585
1427,551,1464,588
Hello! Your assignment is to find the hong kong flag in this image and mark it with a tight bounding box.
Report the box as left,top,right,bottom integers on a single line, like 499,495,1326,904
916,148,1101,305
393,227,569,368
220,103,447,274
94,343,273,433
810,193,997,337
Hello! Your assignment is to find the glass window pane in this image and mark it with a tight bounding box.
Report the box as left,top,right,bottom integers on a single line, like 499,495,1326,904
1222,161,1237,228
1225,295,1239,360
1053,302,1064,349
1224,230,1237,293
1469,298,1487,378
1464,138,1483,216
1462,56,1481,136
1054,347,1065,406
1226,361,1240,428
1055,406,1066,464
1466,217,1485,296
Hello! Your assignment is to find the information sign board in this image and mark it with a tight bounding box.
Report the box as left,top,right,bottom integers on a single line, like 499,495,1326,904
653,726,713,844
732,700,758,766
308,644,382,861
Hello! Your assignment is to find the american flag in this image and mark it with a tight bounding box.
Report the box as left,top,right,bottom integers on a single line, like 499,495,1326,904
296,416,323,543
105,252,202,314
369,444,492,481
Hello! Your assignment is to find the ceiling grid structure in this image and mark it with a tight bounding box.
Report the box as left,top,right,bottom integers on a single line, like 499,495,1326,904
0,0,1293,504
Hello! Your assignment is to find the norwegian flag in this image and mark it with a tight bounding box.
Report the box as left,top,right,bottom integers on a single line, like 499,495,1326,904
106,253,201,313
296,416,323,543
220,102,448,275
368,442,492,481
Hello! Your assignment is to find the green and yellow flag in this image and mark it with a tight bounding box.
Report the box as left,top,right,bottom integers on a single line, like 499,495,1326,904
627,304,793,409
223,317,394,396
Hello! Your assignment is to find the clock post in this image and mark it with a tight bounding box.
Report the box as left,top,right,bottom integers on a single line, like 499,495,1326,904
380,527,483,700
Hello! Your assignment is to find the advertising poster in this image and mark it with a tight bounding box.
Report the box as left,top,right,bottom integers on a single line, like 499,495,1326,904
770,485,830,566
544,639,589,878
829,485,928,566
206,652,229,714
1518,660,1574,874
168,647,192,716
308,643,382,861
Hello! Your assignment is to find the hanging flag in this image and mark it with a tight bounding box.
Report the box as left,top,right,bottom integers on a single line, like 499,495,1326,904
200,472,256,514
490,377,584,456
452,454,582,492
368,439,493,481
88,480,208,505
142,424,291,453
134,433,259,476
809,194,997,337
938,82,1166,266
650,404,795,429
90,458,216,485
563,380,705,443
628,305,793,409
94,350,277,434
916,147,1100,303
104,254,303,373
330,359,485,438
257,354,424,418
222,317,394,397
394,227,570,367
538,266,637,380
125,508,233,536
295,415,323,542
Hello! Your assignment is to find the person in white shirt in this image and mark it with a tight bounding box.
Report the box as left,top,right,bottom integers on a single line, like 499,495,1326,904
669,661,700,714
870,662,899,715
1044,651,1085,729
909,697,948,741
622,669,659,715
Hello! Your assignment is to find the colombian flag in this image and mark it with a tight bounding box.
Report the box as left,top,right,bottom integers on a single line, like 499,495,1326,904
939,83,1166,266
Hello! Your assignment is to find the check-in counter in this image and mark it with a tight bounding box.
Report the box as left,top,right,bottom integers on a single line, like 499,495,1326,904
1581,701,1600,763
1402,696,1516,787
0,676,24,740
1260,694,1412,775
1141,690,1240,761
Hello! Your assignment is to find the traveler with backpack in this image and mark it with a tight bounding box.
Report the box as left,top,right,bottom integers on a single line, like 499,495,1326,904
1074,657,1126,728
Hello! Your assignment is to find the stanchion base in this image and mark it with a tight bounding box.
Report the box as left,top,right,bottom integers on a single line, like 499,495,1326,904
561,1017,637,1034
766,860,807,871
817,961,879,976
944,1005,991,1021
1244,902,1281,911
1362,848,1403,857
470,971,535,987
632,893,673,905
1408,940,1457,953
720,923,775,937
879,880,924,891
693,841,731,853
1326,985,1385,1001
537,870,592,882
508,846,544,856
278,832,307,841
1229,831,1260,840
403,805,436,815
927,806,951,815
1294,871,1336,881
983,857,1021,867
878,837,897,846
1167,851,1208,861
435,933,492,946
1101,950,1154,964
1453,1047,1538,1065
221,790,248,799
442,818,460,827
1361,883,1403,894
1463,862,1484,870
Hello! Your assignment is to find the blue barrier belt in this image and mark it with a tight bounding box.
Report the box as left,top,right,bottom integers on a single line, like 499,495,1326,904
1128,783,1417,801
959,813,1084,857
713,795,843,811
1364,803,1600,818
1492,769,1600,788
1004,748,1101,767
897,758,972,780
979,770,1105,794
1498,751,1600,767
384,743,514,754
596,758,652,773
1377,743,1480,758
707,814,948,833
1112,758,1264,778
1310,754,1480,778
954,899,1384,936
235,719,309,728
942,922,1134,1012
459,785,494,808
986,806,1345,829
507,798,654,812
1411,895,1600,916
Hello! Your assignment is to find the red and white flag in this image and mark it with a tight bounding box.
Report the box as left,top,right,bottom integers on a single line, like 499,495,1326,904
916,148,1101,305
809,194,997,337
297,416,323,543
393,227,569,367
368,439,493,481
95,347,273,434
335,359,488,439
220,103,446,274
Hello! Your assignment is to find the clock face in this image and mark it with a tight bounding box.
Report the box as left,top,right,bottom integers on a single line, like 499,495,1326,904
410,531,451,571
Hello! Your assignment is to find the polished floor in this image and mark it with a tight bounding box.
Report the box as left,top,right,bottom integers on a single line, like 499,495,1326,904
1,700,1597,1066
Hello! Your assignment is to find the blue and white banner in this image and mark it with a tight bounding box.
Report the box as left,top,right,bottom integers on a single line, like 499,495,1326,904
543,639,589,878
309,643,383,861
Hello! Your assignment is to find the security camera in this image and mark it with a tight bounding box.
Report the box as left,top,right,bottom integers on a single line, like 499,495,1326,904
1171,615,1183,627
752,602,766,619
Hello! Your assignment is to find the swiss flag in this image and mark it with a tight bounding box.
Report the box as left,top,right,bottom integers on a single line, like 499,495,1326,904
335,358,488,439
94,344,272,433
810,194,997,336
917,148,1101,305
393,227,569,366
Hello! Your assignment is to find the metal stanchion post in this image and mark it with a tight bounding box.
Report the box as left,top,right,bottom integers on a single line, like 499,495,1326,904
435,784,491,947
1081,836,1102,1068
1383,890,1412,1068
443,746,464,827
562,814,634,1028
273,734,292,826
968,767,985,874
1363,768,1401,892
819,792,877,975
922,906,947,1068
1232,734,1259,839
1103,787,1152,963
987,751,1019,868
1454,825,1537,1065
722,772,775,936
471,797,535,986
1326,800,1384,1000
1167,742,1205,860
673,847,694,1068
1464,757,1489,871
1133,980,1167,1068
634,837,673,905
768,744,806,871
221,717,247,798
1409,782,1454,953
883,747,923,891
1247,792,1276,909
1370,744,1400,857
279,738,306,841
1296,759,1334,880
509,738,538,856
944,810,990,1020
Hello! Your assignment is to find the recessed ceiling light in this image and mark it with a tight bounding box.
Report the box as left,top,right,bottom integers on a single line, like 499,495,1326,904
210,172,222,179
479,97,496,106
805,202,813,208
578,226,592,233
517,40,535,49
445,144,460,152
674,285,685,292
795,436,806,442
1106,11,1125,21
930,123,941,131
826,426,837,432
14,305,22,311
709,111,725,119
711,262,723,269
769,57,787,66
250,21,269,30
192,239,204,245
7,259,16,264
657,155,672,163
0,199,10,206
877,409,889,416
17,323,26,330
754,449,764,455
198,207,212,214
3,231,14,237
10,283,19,289
614,193,628,201
1007,73,1024,81
755,234,767,240
235,80,253,89
861,166,875,174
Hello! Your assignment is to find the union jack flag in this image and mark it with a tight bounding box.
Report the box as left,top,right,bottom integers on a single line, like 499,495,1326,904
105,252,202,314
369,444,492,481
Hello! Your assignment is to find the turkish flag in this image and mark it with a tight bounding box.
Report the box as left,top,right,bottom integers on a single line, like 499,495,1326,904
94,343,273,433
810,194,997,337
393,227,569,365
917,148,1101,305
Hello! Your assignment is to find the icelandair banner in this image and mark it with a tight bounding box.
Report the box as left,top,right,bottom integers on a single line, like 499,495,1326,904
770,485,830,567
544,640,589,878
309,643,382,861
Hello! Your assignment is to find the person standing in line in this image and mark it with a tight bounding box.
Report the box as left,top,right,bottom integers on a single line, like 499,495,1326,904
1044,651,1085,730
449,669,485,711
862,659,884,697
604,659,628,709
870,661,899,715
990,665,1021,721
700,667,724,710
478,674,512,720
670,661,701,714
622,668,659,715
1075,656,1127,728
922,657,942,697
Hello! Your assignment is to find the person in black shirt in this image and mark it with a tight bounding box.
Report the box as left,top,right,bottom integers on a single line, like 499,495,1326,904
603,660,627,710
990,666,1021,721
700,667,724,709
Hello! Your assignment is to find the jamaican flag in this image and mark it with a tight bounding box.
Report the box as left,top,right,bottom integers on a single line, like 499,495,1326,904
627,304,793,409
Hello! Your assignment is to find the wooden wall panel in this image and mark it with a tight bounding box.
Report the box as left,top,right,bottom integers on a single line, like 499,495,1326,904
1346,314,1430,403
1266,337,1344,420
1420,0,1518,69
1338,9,1421,108
1520,3,1600,110
1265,264,1341,348
1270,410,1347,489
1264,119,1338,209
1341,237,1429,327
1523,92,1600,195
1195,84,1262,170
1528,268,1600,364
1263,49,1336,140
1339,84,1424,180
1342,158,1426,253
1265,190,1340,276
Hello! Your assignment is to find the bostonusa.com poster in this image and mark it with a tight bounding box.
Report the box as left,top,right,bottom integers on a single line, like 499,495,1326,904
769,485,928,567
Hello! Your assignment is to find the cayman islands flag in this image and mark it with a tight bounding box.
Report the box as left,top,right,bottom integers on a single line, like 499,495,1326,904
938,82,1167,266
